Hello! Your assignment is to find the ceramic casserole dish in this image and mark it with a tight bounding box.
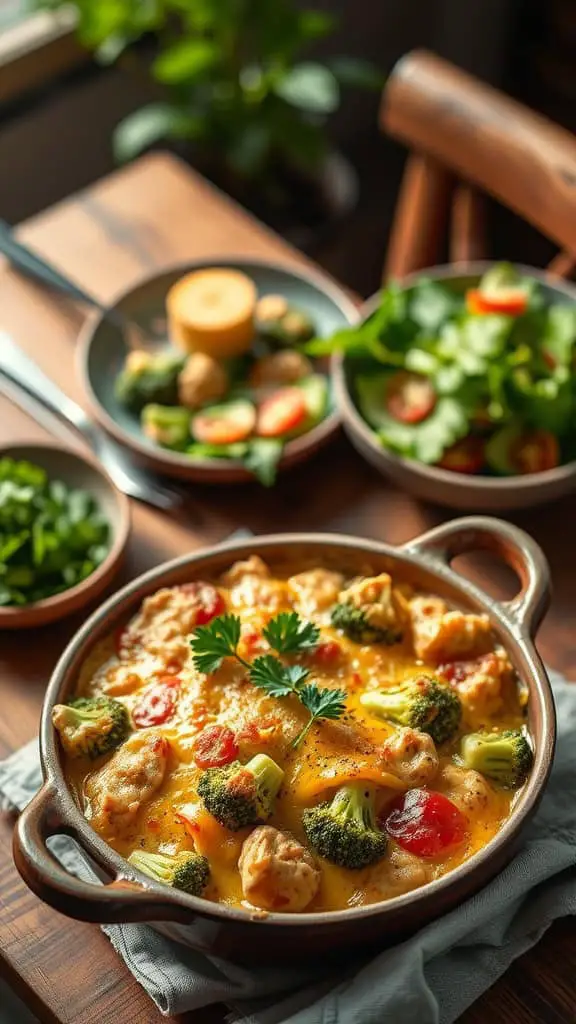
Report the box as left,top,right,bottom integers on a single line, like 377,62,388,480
13,517,555,964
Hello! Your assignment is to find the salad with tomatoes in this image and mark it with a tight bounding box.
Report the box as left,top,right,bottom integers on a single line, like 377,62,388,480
113,273,330,486
308,263,576,476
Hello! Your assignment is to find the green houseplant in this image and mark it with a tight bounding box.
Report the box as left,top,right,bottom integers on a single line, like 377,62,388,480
39,0,382,237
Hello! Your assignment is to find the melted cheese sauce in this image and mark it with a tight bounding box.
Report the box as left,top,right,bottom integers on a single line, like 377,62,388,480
64,562,527,914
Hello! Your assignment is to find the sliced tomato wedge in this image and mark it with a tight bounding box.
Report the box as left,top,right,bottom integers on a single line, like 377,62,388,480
385,371,436,424
178,581,225,625
256,387,308,438
132,677,180,727
192,400,256,446
509,430,559,474
438,437,485,474
193,725,239,768
466,288,528,317
384,788,469,858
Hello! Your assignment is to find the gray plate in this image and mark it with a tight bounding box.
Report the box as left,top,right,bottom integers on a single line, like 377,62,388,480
78,258,359,484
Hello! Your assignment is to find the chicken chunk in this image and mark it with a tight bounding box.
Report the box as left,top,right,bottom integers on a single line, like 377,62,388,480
439,763,494,815
221,556,287,611
380,727,439,787
177,352,228,410
288,568,344,616
339,573,408,635
238,825,320,912
123,584,216,664
84,731,170,835
368,845,430,900
409,595,493,665
437,648,514,719
250,350,312,387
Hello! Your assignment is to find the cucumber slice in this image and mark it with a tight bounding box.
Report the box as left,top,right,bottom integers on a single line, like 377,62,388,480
485,424,522,475
296,374,329,429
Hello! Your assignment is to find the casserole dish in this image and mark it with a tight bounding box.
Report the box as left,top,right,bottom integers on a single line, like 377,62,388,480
13,517,555,964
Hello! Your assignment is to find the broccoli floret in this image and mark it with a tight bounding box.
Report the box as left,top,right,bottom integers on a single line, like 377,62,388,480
127,849,209,896
331,602,402,645
141,403,191,449
115,351,185,413
302,784,387,869
197,753,284,831
51,696,130,759
460,729,533,788
360,676,461,745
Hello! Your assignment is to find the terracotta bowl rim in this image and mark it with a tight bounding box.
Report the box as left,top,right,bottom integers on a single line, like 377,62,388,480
332,260,576,494
0,440,130,625
77,256,360,482
38,526,555,927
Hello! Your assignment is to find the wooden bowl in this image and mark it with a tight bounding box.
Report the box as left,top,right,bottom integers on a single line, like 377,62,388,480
78,258,359,484
0,442,130,629
13,518,555,963
332,262,576,510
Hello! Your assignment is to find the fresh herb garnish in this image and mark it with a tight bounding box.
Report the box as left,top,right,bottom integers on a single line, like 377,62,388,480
0,457,111,607
190,612,346,747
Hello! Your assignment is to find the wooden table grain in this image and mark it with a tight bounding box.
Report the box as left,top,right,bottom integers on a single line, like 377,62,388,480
0,152,574,1024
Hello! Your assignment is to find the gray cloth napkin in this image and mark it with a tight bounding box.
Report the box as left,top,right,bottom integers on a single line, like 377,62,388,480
2,669,575,1024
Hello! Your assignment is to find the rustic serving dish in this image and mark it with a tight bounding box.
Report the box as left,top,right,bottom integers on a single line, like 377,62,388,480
13,518,554,963
0,442,130,630
78,258,359,484
332,262,576,511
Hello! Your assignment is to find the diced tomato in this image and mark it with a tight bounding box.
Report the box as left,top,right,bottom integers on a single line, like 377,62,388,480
384,789,469,858
192,404,256,445
312,640,342,665
256,387,307,438
193,725,239,768
437,437,485,474
466,288,528,317
509,430,559,474
178,581,225,625
132,678,180,727
350,671,363,690
385,371,436,425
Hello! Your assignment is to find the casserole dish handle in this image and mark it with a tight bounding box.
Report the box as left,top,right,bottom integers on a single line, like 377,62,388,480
13,784,195,924
402,516,550,637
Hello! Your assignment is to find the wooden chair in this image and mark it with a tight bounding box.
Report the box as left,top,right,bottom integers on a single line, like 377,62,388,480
380,50,576,282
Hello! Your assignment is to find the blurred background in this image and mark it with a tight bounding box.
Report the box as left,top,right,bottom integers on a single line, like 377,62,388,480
0,0,572,294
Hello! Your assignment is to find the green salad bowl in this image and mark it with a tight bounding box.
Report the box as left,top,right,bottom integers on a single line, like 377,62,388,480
332,262,576,511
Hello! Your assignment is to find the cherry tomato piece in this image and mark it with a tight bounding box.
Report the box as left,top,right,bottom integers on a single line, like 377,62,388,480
385,371,436,425
192,402,256,446
509,430,559,474
256,387,308,438
193,725,239,768
178,581,225,625
312,640,342,665
437,437,485,474
384,788,469,858
466,288,528,317
132,678,180,727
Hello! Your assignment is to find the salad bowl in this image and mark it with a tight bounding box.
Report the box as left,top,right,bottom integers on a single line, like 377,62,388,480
13,518,554,963
332,262,576,510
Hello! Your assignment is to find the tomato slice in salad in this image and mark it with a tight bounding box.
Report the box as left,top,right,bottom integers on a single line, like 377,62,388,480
466,288,528,317
132,677,180,727
509,430,559,474
384,788,469,857
437,437,485,474
193,725,239,768
192,400,256,446
385,371,436,424
179,581,225,625
256,387,308,437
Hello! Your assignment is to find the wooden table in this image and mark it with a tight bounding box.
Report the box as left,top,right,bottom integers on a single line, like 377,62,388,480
0,153,574,1024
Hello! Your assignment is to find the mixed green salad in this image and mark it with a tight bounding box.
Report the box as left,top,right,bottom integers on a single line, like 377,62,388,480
307,263,576,476
114,294,330,486
0,458,111,607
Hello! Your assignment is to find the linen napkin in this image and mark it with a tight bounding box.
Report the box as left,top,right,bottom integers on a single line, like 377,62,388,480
2,670,575,1024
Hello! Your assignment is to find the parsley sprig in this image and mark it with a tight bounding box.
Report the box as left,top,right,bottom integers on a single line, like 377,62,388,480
190,611,346,748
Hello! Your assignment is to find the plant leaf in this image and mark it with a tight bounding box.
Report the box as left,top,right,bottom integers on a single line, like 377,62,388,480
299,684,347,720
249,656,309,697
329,56,385,90
275,62,339,114
152,40,218,84
242,439,283,486
113,104,202,163
263,612,320,654
190,614,242,674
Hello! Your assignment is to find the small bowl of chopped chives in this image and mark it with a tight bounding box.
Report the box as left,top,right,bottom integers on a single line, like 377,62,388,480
0,443,130,629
